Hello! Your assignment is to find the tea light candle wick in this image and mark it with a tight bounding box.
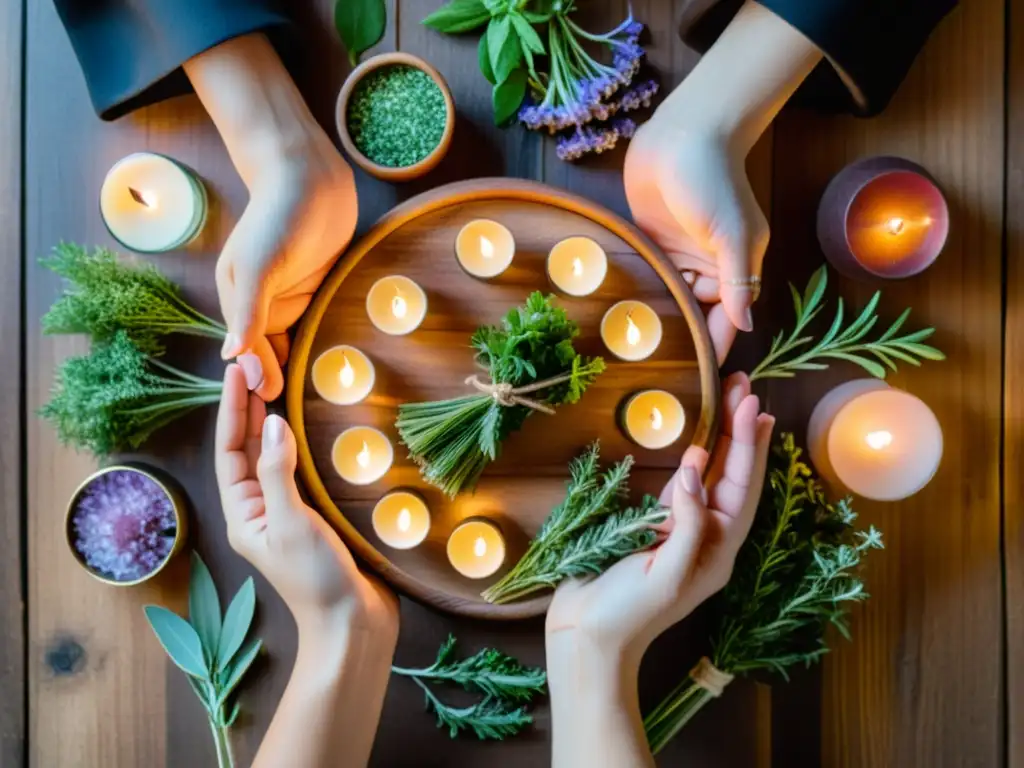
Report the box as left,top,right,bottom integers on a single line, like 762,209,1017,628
391,288,408,319
480,235,494,259
474,536,487,557
626,311,641,347
356,441,371,469
865,429,893,450
572,256,583,277
397,508,412,532
339,353,355,389
885,216,905,236
129,187,158,209
650,406,663,431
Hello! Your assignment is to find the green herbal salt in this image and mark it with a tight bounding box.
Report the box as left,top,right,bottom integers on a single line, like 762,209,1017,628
346,65,447,168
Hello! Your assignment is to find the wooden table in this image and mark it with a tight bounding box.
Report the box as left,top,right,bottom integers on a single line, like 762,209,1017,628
2,0,1019,765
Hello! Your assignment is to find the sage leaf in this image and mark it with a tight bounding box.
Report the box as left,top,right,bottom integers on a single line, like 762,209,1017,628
215,638,264,709
423,0,491,33
510,15,544,55
479,34,496,84
216,577,256,671
492,69,527,127
335,0,387,67
188,553,221,667
487,16,522,84
144,605,208,679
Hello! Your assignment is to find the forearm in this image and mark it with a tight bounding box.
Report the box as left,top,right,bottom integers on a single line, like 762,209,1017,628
548,632,652,768
659,0,823,153
253,616,396,768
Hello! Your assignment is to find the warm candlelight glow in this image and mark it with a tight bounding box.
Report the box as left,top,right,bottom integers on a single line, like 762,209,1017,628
339,353,355,389
391,288,408,319
625,312,641,347
397,508,412,532
480,235,495,259
650,407,663,431
885,216,905,235
356,441,371,469
372,491,430,549
447,518,506,579
473,537,487,557
129,187,158,209
456,220,515,279
620,390,685,450
572,256,584,277
367,276,426,335
864,430,894,450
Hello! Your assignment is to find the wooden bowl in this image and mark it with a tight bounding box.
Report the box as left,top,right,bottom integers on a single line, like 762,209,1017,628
335,52,455,182
287,179,720,619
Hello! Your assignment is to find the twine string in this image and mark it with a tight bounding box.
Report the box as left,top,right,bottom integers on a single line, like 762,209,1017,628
464,372,577,415
689,656,734,698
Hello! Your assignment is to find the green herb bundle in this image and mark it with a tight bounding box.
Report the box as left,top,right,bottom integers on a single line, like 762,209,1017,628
392,634,547,740
643,434,884,754
42,243,226,356
482,443,666,604
40,331,222,457
144,554,262,768
750,266,944,381
397,292,605,497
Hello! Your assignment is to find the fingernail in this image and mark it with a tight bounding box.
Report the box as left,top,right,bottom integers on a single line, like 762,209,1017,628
238,353,264,391
740,307,754,332
681,466,701,495
682,271,696,285
221,332,242,359
264,416,284,448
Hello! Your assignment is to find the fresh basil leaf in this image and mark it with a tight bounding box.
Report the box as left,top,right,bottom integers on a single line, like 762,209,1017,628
215,638,263,709
188,553,221,668
487,16,522,84
479,34,496,84
493,69,527,125
335,0,387,67
423,0,491,33
144,605,209,679
511,14,545,55
216,577,256,671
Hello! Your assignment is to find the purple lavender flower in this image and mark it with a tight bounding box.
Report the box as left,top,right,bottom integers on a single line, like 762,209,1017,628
614,79,659,114
72,469,176,582
555,118,639,161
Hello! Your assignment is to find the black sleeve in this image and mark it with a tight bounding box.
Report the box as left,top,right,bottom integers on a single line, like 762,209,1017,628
681,0,958,116
54,0,292,121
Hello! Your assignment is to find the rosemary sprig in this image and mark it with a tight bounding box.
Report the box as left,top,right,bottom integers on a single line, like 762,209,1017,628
749,266,944,381
412,682,535,741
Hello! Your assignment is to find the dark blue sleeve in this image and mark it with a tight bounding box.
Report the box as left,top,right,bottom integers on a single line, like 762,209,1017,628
54,0,292,121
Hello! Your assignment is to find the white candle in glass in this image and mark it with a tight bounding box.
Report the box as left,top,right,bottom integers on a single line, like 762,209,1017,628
455,219,515,278
600,300,662,361
366,275,427,335
332,426,394,485
446,518,506,579
99,153,208,253
372,491,431,549
311,345,374,405
547,236,608,296
621,390,686,450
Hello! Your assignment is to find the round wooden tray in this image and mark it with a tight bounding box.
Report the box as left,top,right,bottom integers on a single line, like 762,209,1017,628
287,179,720,619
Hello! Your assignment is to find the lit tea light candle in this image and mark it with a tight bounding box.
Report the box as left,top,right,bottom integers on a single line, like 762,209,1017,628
547,236,608,296
332,426,393,485
455,219,515,278
311,345,375,405
620,390,686,450
817,156,949,279
100,152,208,253
600,300,662,361
366,275,427,335
446,518,506,579
372,490,431,549
807,380,943,501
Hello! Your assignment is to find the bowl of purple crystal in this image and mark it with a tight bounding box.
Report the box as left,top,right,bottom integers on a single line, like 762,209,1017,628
65,465,187,586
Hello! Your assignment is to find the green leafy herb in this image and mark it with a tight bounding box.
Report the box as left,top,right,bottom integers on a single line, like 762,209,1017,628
483,443,666,604
423,0,491,34
335,0,387,67
750,266,944,381
40,331,222,457
392,634,546,740
493,69,528,125
145,553,262,768
643,434,884,754
41,243,226,355
396,292,605,497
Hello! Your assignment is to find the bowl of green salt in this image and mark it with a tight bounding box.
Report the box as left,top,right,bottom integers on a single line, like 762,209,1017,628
336,52,455,182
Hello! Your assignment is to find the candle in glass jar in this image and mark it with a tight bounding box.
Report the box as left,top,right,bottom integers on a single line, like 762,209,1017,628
455,219,515,278
547,236,608,296
620,390,686,450
446,518,506,579
600,300,662,361
366,275,427,335
332,426,393,485
372,491,431,549
100,152,208,253
807,380,942,501
311,345,374,405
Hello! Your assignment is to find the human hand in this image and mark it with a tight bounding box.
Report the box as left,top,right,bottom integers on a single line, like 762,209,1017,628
546,372,774,660
215,364,398,640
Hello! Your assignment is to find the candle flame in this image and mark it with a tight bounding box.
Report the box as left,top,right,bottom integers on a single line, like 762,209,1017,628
339,353,355,389
650,407,663,431
473,536,487,557
397,508,412,532
480,235,495,259
625,312,641,347
885,216,905,236
572,257,584,277
864,430,893,451
391,288,408,319
356,441,371,468
129,187,158,209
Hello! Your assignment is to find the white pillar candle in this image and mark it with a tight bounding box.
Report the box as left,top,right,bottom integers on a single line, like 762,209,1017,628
332,426,394,485
99,152,208,253
621,390,686,450
547,236,608,296
366,275,427,335
600,300,663,361
446,518,506,579
311,345,375,405
808,380,942,501
372,491,431,549
455,219,515,278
